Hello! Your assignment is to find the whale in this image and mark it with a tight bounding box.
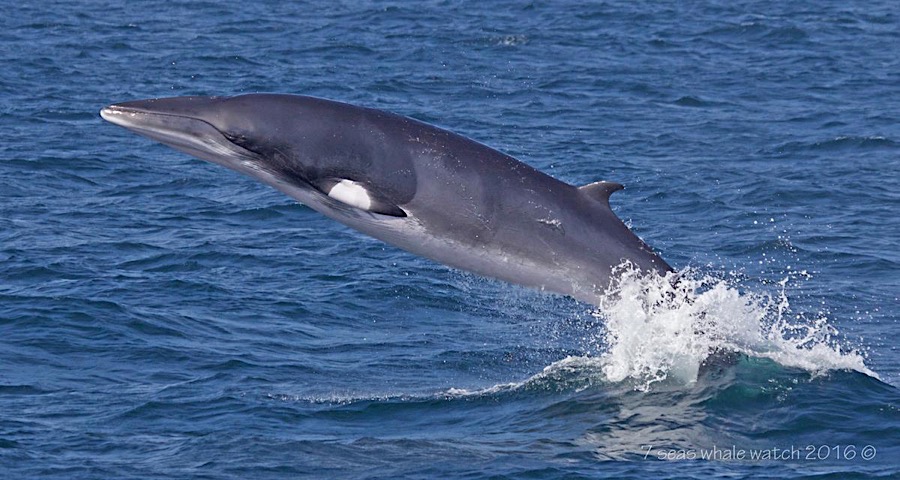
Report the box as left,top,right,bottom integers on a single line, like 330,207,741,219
100,94,671,305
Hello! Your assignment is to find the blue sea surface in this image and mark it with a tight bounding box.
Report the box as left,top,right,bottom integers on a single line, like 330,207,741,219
2,1,899,478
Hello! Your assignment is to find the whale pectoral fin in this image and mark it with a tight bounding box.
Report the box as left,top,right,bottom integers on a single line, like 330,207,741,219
578,181,624,208
314,178,407,217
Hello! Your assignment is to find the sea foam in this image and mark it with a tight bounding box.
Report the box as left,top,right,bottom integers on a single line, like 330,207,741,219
591,265,875,390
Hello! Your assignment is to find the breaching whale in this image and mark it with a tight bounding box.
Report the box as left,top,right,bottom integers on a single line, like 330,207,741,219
100,94,671,305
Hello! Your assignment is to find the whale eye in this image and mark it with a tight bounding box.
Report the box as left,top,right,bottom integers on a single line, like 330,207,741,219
222,132,246,144
221,131,261,154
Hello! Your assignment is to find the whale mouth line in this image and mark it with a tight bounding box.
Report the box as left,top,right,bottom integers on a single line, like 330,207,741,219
99,103,260,172
100,105,220,136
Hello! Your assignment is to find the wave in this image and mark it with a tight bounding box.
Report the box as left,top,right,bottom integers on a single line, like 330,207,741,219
274,265,879,406
430,265,878,396
771,135,896,154
259,269,896,466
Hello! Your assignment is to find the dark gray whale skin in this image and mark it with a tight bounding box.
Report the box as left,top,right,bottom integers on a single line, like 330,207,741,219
101,94,671,305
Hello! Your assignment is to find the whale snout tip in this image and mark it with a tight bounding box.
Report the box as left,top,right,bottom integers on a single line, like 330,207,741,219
101,103,156,128
100,105,129,124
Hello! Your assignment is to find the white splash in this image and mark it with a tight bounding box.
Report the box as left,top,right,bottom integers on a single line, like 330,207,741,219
593,265,876,390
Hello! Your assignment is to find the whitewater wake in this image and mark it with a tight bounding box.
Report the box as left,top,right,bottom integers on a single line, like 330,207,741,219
449,264,876,397
590,265,875,390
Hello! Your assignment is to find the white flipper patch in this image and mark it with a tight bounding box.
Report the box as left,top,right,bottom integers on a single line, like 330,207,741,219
328,179,372,211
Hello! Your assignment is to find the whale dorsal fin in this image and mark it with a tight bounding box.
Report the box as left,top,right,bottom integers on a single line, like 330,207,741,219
578,181,624,208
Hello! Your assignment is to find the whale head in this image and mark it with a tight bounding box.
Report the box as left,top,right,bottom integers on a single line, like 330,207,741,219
100,94,414,217
101,95,323,177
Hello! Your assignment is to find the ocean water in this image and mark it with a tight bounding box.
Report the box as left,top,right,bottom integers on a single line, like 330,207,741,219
2,1,898,478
